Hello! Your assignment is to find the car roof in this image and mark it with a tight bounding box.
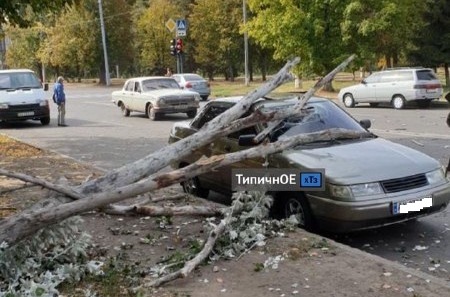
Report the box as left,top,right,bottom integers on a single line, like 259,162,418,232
128,76,173,82
0,69,34,73
212,95,327,105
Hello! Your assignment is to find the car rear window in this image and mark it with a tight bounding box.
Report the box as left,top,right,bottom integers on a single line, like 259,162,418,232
183,74,203,81
416,70,438,80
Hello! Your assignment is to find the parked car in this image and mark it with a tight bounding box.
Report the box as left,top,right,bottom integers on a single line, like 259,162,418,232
172,73,211,101
338,68,443,109
0,69,50,126
112,77,200,120
168,96,450,232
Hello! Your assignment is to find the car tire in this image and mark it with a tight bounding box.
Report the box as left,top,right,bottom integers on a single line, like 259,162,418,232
343,93,355,108
272,192,315,231
147,104,159,121
120,103,130,117
179,164,209,198
392,95,406,109
186,110,197,118
40,116,50,126
201,96,208,101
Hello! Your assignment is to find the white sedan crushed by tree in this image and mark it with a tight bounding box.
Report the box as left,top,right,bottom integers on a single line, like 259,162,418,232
112,76,201,120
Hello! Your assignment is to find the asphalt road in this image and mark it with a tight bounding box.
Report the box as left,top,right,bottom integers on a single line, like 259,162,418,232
1,84,450,281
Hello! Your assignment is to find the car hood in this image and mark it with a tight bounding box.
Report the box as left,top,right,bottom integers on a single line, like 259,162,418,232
282,138,440,185
143,89,199,98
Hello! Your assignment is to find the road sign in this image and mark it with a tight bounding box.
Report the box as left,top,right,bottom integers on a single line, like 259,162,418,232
176,19,187,37
165,18,176,32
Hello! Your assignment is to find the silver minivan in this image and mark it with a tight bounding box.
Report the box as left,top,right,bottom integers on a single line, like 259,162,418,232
338,68,443,109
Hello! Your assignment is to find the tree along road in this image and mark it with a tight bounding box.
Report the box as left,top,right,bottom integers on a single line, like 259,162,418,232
1,85,449,282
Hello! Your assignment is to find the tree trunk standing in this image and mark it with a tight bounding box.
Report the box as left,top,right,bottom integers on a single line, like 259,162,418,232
322,80,334,92
444,63,449,87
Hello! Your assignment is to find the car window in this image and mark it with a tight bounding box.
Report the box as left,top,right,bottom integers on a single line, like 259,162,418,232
378,73,397,83
416,70,438,80
125,81,134,91
184,74,203,81
142,78,180,91
134,82,141,92
267,100,367,141
396,71,413,81
364,73,380,83
192,104,229,129
0,72,41,89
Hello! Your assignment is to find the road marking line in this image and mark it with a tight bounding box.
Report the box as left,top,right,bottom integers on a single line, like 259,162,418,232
371,129,450,140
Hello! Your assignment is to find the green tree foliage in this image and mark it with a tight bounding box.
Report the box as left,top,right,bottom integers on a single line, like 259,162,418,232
38,0,99,81
341,0,426,69
189,0,243,80
407,0,450,86
102,0,135,77
245,0,349,90
136,0,180,75
0,0,77,27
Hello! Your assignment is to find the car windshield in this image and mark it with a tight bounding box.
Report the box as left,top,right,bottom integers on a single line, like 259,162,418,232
0,72,42,89
183,74,203,81
142,78,180,91
264,100,369,141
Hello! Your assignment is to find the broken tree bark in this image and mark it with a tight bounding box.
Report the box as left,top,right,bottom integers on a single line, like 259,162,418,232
0,128,361,245
0,55,356,246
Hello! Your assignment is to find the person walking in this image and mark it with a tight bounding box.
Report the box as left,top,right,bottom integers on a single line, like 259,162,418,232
53,76,67,126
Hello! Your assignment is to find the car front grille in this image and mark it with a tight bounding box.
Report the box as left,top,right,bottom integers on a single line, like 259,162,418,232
163,97,194,105
381,174,428,193
9,103,40,111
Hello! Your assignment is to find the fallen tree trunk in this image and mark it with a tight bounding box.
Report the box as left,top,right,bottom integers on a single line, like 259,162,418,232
0,128,361,245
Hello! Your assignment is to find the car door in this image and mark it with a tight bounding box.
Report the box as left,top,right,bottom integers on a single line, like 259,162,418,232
130,81,145,112
117,80,134,110
209,122,264,194
375,71,402,103
189,102,233,190
355,72,380,102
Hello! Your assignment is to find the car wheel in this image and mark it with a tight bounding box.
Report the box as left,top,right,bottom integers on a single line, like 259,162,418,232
369,103,379,107
40,116,50,125
272,192,315,231
120,103,130,117
147,104,159,120
186,110,197,118
392,95,406,109
201,96,208,101
179,164,209,198
343,93,355,108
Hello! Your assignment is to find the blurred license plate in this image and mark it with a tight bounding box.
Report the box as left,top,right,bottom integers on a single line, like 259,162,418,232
392,197,432,215
426,89,437,93
17,111,34,117
173,105,187,109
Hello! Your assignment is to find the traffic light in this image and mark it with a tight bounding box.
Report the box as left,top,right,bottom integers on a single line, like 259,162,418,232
170,39,176,56
176,38,183,54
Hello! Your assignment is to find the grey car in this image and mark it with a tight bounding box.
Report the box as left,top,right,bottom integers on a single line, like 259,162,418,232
172,73,211,101
169,96,450,233
338,68,443,109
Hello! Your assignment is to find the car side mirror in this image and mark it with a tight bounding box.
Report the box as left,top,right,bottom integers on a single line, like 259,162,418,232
238,134,257,146
44,83,49,91
359,119,371,129
361,79,367,85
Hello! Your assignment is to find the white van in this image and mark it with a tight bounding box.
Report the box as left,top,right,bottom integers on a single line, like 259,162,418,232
0,69,50,125
338,68,443,109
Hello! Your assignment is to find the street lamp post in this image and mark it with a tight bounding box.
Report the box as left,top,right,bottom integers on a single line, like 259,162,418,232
243,0,249,86
98,0,110,86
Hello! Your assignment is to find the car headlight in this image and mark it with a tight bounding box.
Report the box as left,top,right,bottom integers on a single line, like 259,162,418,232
426,168,446,186
0,103,9,109
39,99,49,106
159,98,166,105
329,182,383,200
